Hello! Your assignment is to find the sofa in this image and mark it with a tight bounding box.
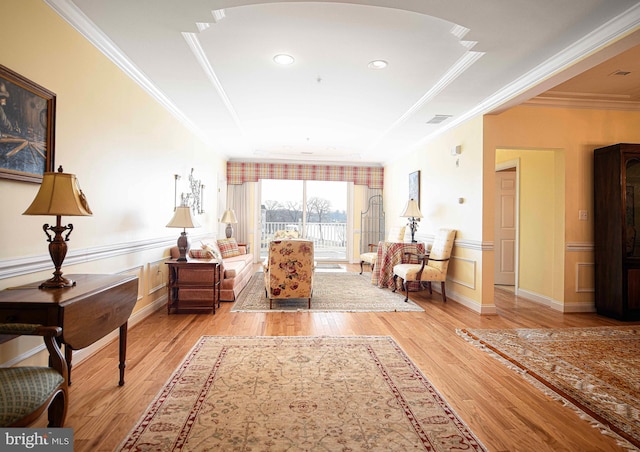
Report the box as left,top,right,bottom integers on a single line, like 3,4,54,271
170,237,254,301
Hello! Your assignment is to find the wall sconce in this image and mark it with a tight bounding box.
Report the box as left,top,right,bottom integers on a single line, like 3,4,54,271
173,174,181,211
451,145,462,167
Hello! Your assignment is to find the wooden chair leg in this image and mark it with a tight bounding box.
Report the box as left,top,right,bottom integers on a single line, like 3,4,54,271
440,281,447,302
392,275,398,292
403,281,409,302
48,389,67,427
308,297,311,308
360,261,364,274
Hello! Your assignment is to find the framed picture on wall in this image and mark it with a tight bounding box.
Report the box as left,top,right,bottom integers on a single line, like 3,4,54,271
0,64,56,183
409,170,420,207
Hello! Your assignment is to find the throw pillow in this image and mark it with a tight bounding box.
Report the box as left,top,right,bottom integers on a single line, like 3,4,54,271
201,241,222,260
217,238,240,258
189,249,213,259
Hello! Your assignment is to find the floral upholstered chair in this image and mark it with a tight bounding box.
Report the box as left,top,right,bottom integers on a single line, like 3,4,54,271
273,229,300,239
263,239,315,309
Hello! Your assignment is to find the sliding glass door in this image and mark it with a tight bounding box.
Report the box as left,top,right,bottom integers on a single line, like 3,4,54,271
259,179,348,261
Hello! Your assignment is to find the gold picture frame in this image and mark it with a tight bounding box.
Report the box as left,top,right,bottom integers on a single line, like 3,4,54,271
0,64,56,183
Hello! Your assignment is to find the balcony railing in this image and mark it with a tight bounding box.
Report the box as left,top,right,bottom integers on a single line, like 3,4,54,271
261,221,347,260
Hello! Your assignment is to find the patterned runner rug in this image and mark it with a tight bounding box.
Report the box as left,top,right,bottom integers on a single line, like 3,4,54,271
119,336,486,451
232,271,424,312
459,326,640,449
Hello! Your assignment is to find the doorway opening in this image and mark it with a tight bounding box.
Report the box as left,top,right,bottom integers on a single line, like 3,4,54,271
494,161,518,292
259,179,349,262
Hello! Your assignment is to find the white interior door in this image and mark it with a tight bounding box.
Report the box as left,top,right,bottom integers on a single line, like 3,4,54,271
495,169,517,285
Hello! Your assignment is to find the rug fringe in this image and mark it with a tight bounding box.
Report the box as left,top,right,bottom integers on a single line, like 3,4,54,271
456,328,640,451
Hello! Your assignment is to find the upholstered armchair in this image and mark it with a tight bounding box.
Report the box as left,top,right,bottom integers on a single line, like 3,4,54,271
392,229,457,302
273,229,300,239
263,239,315,308
0,323,68,427
359,226,406,274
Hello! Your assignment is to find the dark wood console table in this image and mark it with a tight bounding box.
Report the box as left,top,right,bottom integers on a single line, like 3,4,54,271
0,274,138,386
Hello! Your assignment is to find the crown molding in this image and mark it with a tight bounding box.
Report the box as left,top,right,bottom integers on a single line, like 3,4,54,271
401,2,640,162
523,98,640,111
43,0,208,144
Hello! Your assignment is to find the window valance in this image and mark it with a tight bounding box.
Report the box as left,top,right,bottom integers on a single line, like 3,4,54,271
227,162,383,189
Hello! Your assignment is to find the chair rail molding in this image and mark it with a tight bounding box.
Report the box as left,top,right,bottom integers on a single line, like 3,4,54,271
0,236,177,280
566,242,594,252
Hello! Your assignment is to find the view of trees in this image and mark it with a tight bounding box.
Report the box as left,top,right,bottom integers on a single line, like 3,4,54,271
263,197,346,223
262,197,346,245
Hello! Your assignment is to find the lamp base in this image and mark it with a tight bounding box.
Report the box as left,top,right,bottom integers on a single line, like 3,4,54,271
39,275,76,289
177,231,190,261
39,218,76,289
225,224,233,239
408,218,418,243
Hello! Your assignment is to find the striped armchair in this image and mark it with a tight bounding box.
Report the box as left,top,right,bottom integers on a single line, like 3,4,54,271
392,229,457,302
263,239,315,309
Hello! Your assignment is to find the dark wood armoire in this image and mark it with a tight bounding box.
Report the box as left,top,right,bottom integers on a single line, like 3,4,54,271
594,143,640,320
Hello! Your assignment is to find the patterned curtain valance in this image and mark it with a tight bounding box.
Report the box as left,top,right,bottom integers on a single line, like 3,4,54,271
227,162,383,189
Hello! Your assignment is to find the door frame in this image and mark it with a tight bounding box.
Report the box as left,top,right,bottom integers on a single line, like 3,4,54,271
495,159,520,291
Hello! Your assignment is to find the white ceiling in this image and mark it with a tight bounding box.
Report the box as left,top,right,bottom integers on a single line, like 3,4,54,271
46,0,640,165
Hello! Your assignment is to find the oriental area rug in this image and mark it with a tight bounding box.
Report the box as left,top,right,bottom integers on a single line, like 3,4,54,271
119,336,486,452
232,271,424,312
458,326,640,449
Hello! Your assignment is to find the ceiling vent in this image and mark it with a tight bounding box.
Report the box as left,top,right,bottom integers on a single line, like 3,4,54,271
426,115,452,124
611,70,631,76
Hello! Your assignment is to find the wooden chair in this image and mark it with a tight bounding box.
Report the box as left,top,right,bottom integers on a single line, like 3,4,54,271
0,324,68,427
359,226,406,274
263,239,315,308
392,229,456,302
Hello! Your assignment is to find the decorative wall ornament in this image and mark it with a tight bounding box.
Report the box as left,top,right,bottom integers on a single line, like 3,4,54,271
409,170,420,208
174,168,205,214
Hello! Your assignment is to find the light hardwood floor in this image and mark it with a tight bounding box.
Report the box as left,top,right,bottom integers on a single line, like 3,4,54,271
39,264,638,451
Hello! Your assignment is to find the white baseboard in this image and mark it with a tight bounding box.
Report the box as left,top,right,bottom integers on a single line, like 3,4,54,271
431,285,497,315
516,288,596,313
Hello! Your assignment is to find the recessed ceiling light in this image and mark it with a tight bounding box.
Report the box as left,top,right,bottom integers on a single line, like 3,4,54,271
368,60,388,69
273,54,294,65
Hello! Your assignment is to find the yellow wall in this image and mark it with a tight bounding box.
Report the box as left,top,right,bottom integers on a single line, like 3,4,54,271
496,149,563,302
485,105,640,310
386,105,640,314
384,116,489,313
0,0,225,365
